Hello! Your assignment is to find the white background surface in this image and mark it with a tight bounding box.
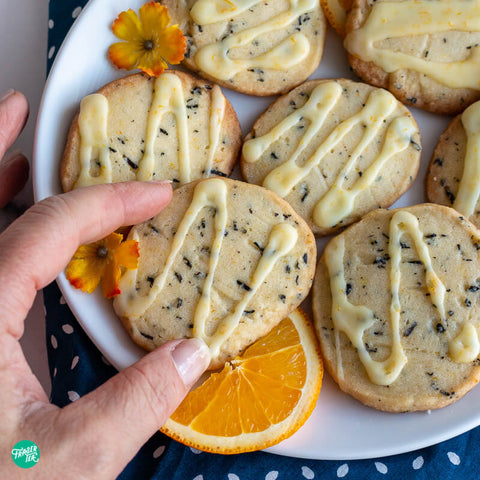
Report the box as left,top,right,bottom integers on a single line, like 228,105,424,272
0,1,51,394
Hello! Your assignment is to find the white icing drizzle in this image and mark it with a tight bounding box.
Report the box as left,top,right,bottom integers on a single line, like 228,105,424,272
115,178,298,360
193,0,315,81
75,94,112,188
191,0,259,24
325,211,449,385
454,101,480,217
243,82,416,228
326,235,407,386
115,178,228,318
344,0,480,90
449,322,480,362
206,222,298,357
205,85,226,176
242,81,343,191
313,116,416,228
76,74,229,188
389,212,446,322
138,73,190,183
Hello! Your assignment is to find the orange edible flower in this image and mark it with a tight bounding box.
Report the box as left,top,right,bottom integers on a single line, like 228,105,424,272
109,1,186,77
65,233,139,299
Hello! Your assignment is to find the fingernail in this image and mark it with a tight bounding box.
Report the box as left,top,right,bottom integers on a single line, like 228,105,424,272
171,338,210,387
0,89,15,104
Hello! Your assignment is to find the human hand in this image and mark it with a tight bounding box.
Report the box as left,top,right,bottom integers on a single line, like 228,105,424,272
0,181,211,479
0,89,29,208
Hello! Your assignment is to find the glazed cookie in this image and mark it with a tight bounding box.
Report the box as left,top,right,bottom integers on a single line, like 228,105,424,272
160,0,326,96
61,71,241,191
321,0,352,36
427,100,480,229
344,0,480,115
313,204,480,412
113,177,316,369
241,79,421,236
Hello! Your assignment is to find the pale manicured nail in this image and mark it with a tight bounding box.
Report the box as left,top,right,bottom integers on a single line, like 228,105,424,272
0,89,15,104
171,338,210,387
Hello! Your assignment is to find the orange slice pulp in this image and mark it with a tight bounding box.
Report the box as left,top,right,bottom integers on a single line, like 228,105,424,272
161,308,323,454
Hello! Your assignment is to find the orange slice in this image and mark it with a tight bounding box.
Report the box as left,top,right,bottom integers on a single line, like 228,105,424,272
161,308,323,454
321,0,353,36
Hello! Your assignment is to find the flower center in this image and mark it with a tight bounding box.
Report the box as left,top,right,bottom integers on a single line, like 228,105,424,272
143,39,154,51
97,245,109,259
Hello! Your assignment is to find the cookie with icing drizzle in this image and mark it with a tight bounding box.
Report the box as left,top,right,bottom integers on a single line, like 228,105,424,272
61,71,241,191
321,0,352,36
313,204,480,412
344,0,480,115
241,78,421,236
159,0,326,96
113,177,316,369
427,100,480,229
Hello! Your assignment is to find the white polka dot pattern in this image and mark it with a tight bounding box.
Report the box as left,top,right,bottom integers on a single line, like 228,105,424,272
447,451,461,466
72,6,82,18
375,462,388,474
153,446,165,459
412,456,424,470
67,390,80,402
62,324,74,334
265,472,279,480
71,355,79,369
302,466,315,479
337,464,349,478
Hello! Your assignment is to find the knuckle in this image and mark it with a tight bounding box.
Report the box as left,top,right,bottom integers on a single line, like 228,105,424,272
125,359,182,426
26,195,79,244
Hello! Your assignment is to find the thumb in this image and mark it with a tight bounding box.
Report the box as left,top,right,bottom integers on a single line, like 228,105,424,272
58,338,210,477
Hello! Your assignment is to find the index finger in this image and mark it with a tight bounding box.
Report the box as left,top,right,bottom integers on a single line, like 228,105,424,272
0,181,172,336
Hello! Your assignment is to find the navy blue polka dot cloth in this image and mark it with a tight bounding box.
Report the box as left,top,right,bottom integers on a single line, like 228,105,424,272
46,2,480,478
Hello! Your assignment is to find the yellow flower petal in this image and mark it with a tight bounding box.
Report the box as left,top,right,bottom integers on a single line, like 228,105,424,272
109,42,143,71
136,50,169,77
112,9,143,42
139,2,170,35
114,240,140,270
65,233,128,297
109,2,186,77
65,244,105,294
155,25,187,65
102,258,122,299
102,232,124,251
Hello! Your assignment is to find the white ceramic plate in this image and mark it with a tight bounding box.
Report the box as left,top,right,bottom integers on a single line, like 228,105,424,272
33,0,480,460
